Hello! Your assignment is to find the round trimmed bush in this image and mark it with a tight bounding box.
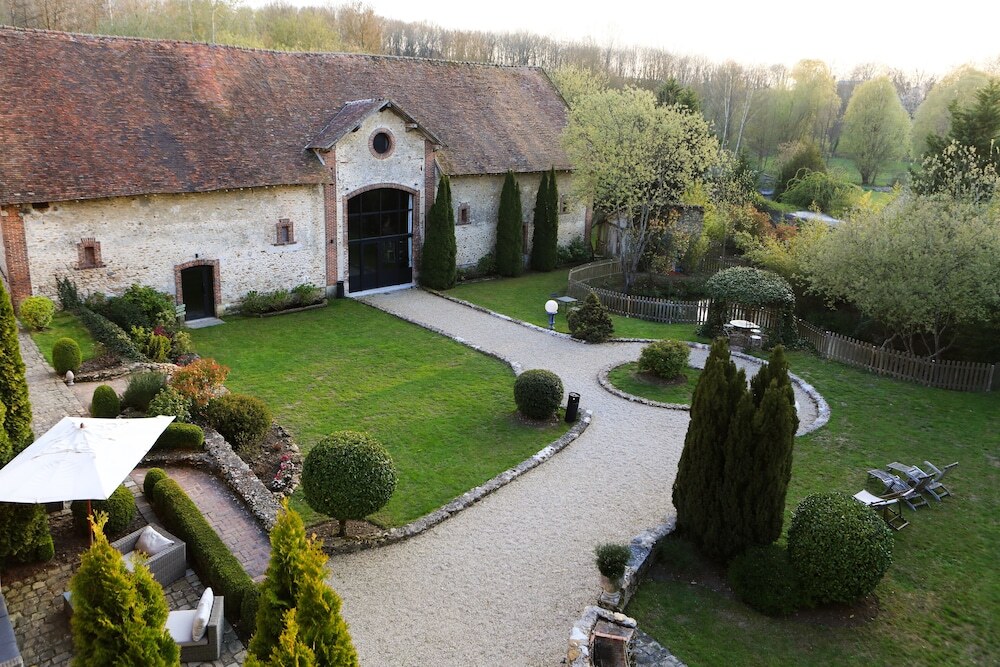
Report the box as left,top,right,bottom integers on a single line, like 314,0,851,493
728,544,800,616
567,292,614,343
52,337,82,375
153,423,204,451
513,369,563,420
147,386,192,423
34,534,55,562
71,484,136,537
90,384,121,418
121,371,167,412
19,295,55,331
207,393,272,451
302,431,397,537
595,543,631,581
788,492,894,605
638,339,690,379
143,467,168,498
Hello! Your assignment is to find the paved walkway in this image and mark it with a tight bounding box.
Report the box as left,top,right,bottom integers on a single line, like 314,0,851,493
18,330,87,435
324,289,822,666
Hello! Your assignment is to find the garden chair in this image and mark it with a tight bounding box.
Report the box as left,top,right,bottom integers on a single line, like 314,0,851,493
922,461,958,501
853,489,909,531
866,469,929,511
165,590,224,663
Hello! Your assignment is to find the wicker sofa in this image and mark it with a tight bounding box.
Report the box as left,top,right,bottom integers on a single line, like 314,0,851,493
0,590,22,667
112,524,187,586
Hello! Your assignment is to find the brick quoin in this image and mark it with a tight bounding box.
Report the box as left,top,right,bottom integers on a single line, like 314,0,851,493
323,147,338,288
416,139,437,278
0,205,33,307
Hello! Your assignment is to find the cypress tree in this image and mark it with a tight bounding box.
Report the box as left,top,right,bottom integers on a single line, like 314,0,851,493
495,171,524,277
246,609,317,667
249,502,359,666
530,169,559,271
672,338,745,558
0,279,33,450
70,513,179,666
419,174,457,290
719,390,757,561
745,377,797,545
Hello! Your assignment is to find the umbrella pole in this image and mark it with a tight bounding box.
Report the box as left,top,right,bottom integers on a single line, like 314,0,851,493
87,499,93,547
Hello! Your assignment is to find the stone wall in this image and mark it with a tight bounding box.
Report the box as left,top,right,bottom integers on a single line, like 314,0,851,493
19,185,326,312
451,172,587,267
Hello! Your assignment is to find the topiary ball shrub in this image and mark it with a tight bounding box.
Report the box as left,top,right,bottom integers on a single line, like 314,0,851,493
19,295,55,331
638,339,690,379
71,485,136,537
302,431,397,537
121,371,167,412
567,292,614,343
728,544,800,616
594,542,632,581
153,423,205,451
52,337,82,375
513,369,564,420
788,492,894,606
207,393,272,452
34,534,55,562
89,384,121,418
143,468,168,498
147,386,192,423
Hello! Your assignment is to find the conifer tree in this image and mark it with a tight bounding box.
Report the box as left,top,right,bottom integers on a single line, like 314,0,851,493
495,171,524,276
70,513,178,666
672,338,745,559
246,609,317,667
419,174,457,290
249,502,359,667
0,279,33,450
719,390,757,560
530,169,559,271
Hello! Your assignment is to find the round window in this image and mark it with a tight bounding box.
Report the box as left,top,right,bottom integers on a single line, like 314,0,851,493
372,131,392,155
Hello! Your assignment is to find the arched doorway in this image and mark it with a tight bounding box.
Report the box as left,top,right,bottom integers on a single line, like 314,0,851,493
177,262,218,321
347,188,413,293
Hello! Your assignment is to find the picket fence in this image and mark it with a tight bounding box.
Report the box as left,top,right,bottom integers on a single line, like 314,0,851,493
568,260,996,392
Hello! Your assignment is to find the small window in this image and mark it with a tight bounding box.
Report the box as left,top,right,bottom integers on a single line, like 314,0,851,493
372,132,391,155
560,194,569,215
31,202,49,211
275,218,294,245
458,203,471,225
76,238,104,269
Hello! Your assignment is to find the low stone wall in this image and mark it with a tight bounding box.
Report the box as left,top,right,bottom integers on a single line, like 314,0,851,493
75,360,177,383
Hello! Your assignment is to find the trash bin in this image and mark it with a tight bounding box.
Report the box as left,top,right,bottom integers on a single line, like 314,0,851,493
565,392,581,423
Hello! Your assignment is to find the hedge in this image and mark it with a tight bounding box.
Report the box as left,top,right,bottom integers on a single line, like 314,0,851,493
152,423,205,450
148,476,255,627
143,468,168,498
76,304,143,361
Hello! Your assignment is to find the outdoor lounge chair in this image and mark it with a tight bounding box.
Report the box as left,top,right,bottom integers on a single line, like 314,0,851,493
922,461,958,501
165,592,224,663
866,469,929,511
887,461,958,502
853,489,909,530
112,525,187,587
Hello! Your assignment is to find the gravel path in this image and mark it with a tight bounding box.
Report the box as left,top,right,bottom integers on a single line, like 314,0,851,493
325,288,822,666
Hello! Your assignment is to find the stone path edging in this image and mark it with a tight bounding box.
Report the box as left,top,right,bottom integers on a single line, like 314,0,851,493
597,363,691,412
74,360,176,383
324,409,593,555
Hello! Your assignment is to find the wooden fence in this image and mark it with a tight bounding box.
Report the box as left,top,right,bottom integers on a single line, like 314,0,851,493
567,261,996,392
797,320,996,392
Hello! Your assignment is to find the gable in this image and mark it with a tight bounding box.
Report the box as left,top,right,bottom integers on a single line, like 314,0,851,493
0,28,571,205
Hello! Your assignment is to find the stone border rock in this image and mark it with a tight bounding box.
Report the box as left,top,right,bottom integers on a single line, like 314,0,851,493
75,360,177,383
597,363,691,412
568,516,686,667
323,409,592,555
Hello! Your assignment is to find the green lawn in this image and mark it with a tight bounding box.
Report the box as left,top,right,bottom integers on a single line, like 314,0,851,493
447,269,706,341
627,352,1000,666
190,300,568,527
28,310,98,365
607,362,701,405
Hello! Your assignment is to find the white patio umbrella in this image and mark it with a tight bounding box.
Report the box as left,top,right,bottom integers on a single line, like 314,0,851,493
0,415,174,504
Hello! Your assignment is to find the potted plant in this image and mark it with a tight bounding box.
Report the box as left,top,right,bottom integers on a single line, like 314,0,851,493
595,543,631,593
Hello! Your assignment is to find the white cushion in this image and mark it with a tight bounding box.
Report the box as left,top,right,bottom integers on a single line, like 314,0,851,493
165,610,205,646
121,550,137,572
135,526,173,556
191,587,214,642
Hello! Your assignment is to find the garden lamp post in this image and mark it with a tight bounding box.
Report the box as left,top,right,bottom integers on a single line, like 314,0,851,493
545,299,559,330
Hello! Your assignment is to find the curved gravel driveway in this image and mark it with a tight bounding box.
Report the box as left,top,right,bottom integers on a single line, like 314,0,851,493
325,288,821,666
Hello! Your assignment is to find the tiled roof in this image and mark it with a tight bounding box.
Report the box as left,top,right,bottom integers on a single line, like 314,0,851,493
0,28,571,205
305,98,443,150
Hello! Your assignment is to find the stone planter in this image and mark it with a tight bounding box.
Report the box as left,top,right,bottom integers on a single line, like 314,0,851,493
599,574,620,594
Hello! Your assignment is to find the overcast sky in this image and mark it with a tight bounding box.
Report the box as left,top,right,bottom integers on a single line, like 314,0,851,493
246,0,998,76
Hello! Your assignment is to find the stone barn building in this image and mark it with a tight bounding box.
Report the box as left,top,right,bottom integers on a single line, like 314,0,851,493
0,27,587,319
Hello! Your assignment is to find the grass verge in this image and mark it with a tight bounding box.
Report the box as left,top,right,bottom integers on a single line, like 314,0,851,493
29,310,98,365
191,300,569,527
607,362,701,405
627,351,999,665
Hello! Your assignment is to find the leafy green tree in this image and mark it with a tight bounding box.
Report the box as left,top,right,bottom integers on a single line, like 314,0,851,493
530,169,559,271
419,174,457,290
672,338,746,560
920,79,1000,194
785,60,841,152
547,65,609,109
563,87,717,292
70,513,178,666
840,77,911,185
801,189,1000,358
773,141,825,199
656,78,700,113
911,66,991,157
249,503,359,666
495,171,524,277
